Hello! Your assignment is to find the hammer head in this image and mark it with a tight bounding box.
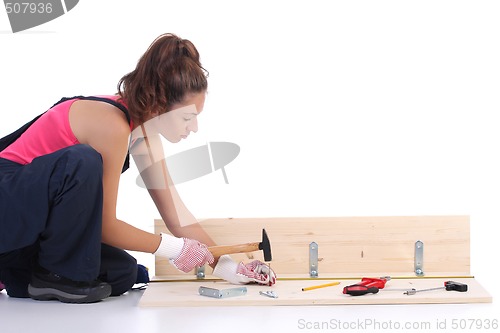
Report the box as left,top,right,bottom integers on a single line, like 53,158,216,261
258,228,272,261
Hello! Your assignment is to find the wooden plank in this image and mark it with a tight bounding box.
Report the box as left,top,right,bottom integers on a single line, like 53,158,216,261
139,277,491,307
154,216,470,277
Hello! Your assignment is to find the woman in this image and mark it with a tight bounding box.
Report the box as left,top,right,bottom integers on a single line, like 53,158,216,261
0,33,275,303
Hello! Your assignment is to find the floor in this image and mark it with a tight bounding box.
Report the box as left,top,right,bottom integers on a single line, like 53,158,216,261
1,283,498,333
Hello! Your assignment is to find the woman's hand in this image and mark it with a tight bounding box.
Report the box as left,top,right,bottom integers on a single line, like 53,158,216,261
154,233,214,273
171,238,215,272
212,255,277,286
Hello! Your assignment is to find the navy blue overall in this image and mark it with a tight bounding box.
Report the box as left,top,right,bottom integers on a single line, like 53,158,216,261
0,96,137,297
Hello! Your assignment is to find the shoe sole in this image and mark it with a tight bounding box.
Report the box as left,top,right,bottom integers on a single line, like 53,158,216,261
28,284,112,304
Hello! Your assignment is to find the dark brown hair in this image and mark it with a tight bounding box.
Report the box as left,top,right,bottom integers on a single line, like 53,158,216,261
117,33,208,123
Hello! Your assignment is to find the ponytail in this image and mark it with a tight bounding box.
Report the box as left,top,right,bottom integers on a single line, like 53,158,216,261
117,33,208,123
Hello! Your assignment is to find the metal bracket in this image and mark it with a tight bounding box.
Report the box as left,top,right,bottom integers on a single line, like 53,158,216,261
414,240,424,276
195,266,205,279
309,242,318,278
259,291,278,298
199,286,247,299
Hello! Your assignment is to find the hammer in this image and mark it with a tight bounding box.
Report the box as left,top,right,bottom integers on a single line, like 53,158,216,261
208,229,272,262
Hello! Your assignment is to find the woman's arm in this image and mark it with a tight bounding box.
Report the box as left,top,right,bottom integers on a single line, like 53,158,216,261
70,100,161,253
70,99,216,270
130,131,217,248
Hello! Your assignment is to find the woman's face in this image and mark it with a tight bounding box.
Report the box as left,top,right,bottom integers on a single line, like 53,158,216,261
151,92,206,143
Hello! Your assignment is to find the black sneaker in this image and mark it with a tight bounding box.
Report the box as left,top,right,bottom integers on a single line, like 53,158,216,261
28,268,111,303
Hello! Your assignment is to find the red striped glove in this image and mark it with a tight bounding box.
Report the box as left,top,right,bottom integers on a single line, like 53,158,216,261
213,255,277,286
154,233,214,273
237,260,277,285
171,238,215,272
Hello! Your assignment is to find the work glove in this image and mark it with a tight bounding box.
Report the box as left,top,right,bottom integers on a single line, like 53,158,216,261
153,233,215,273
212,255,277,286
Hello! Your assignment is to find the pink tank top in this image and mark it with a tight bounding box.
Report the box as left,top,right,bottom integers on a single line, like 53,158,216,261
0,95,129,165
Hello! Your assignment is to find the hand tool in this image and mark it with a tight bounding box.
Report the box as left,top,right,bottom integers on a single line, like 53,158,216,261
208,228,272,261
404,281,468,295
343,276,391,296
384,288,417,293
302,281,341,291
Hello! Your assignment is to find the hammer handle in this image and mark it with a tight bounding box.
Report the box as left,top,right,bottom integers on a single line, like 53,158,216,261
208,242,260,258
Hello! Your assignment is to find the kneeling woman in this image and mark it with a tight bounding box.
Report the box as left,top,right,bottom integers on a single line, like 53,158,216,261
0,33,275,303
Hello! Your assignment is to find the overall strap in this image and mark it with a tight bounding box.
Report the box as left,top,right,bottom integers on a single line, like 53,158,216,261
1,95,132,173
0,113,44,152
51,95,131,125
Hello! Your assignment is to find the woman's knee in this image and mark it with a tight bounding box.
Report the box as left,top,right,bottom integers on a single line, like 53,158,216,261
51,145,104,185
45,145,103,204
112,261,138,296
65,145,102,174
99,245,138,296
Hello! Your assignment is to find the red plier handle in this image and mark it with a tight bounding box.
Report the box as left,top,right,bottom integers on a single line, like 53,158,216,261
343,284,380,296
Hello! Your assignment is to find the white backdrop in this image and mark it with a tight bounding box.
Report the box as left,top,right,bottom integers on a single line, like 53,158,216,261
1,0,499,300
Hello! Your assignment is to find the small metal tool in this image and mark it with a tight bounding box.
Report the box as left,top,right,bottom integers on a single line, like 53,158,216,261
259,291,278,298
404,281,468,296
199,286,247,299
404,288,439,296
385,288,417,293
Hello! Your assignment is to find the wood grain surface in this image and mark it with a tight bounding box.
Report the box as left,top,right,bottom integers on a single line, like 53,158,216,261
139,277,491,307
154,216,470,277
